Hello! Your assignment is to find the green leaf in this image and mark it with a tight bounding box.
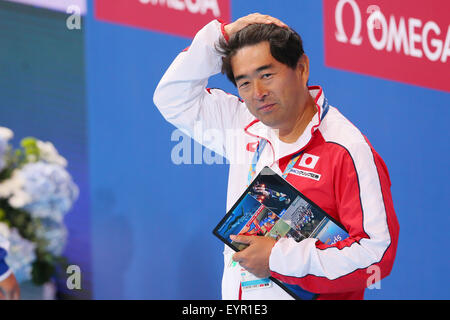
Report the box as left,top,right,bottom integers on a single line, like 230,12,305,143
20,137,40,163
31,260,55,286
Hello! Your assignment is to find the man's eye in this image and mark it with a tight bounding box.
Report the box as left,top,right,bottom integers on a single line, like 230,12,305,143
262,73,273,79
239,82,250,88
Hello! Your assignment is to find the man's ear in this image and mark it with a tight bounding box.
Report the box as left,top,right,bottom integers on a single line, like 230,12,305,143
296,54,309,87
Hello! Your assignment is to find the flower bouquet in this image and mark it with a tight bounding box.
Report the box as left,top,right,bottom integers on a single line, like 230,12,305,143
0,127,78,286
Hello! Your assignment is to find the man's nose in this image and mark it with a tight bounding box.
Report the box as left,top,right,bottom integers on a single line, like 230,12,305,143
253,80,268,101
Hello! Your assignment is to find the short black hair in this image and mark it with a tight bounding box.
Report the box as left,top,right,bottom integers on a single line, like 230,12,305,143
216,23,305,86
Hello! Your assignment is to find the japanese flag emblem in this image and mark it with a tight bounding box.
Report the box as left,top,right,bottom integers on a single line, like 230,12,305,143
299,153,319,169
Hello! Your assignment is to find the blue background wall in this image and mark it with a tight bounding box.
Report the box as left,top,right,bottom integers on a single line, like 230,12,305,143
1,0,449,299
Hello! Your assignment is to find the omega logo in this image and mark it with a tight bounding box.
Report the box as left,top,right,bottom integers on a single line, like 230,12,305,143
334,0,450,62
335,0,363,45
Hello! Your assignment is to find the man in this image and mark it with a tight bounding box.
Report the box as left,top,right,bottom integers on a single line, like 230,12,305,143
0,235,20,300
154,13,399,300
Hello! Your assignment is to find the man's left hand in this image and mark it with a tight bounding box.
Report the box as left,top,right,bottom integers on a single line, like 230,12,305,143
0,272,20,300
231,235,276,278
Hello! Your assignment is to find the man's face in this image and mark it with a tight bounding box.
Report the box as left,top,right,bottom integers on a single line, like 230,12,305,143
231,41,309,132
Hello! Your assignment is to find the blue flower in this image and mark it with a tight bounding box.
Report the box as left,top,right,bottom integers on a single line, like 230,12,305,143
4,228,36,283
35,218,68,256
20,162,79,223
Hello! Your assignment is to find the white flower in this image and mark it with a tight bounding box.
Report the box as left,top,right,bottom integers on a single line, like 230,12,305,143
0,170,32,208
0,127,13,172
0,222,11,251
0,222,11,239
36,140,67,167
0,127,13,141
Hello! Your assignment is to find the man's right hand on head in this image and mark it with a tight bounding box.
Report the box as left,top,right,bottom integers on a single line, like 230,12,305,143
224,13,288,39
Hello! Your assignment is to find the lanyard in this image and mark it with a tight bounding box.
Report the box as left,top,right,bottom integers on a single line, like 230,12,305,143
241,139,303,292
247,139,303,186
246,97,329,185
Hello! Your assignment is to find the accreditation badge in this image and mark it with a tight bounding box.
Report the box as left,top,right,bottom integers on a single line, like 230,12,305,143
240,268,272,292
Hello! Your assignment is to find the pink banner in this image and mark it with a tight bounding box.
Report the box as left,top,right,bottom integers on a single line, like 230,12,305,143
95,0,231,38
324,0,450,92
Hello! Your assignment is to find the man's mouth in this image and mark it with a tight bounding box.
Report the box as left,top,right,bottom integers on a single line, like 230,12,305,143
258,103,276,112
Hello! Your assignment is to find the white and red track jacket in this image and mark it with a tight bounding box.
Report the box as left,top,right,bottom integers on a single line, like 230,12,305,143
153,20,400,300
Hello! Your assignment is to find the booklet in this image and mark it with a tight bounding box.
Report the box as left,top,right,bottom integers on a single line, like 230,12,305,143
213,166,350,300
